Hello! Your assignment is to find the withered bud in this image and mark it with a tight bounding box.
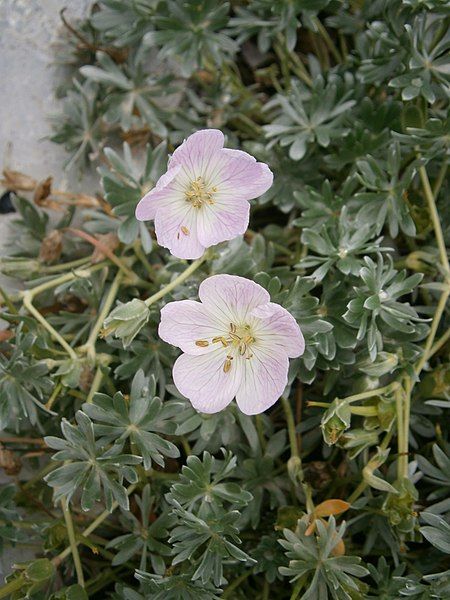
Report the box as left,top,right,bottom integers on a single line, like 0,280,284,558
34,176,53,205
1,169,36,191
39,230,63,263
0,445,21,476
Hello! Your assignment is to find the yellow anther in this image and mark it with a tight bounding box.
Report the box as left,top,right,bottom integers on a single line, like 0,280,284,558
223,358,232,373
184,177,216,208
195,340,209,347
181,226,190,236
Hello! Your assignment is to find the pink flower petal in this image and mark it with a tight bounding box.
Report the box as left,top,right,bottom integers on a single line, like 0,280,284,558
169,129,225,172
173,349,243,413
159,300,226,355
252,302,305,358
135,165,181,221
154,201,205,259
213,151,273,201
236,347,289,415
196,197,250,247
198,274,270,325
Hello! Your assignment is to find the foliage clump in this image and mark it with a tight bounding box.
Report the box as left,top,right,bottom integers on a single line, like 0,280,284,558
0,1,449,598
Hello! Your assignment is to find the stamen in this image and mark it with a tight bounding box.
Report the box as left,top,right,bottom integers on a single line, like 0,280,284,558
195,340,209,347
184,177,217,208
181,226,190,236
223,358,232,373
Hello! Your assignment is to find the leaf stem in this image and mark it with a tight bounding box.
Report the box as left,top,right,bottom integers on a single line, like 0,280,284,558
62,497,85,587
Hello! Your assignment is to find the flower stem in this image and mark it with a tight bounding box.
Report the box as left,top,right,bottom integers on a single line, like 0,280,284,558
144,253,209,308
22,291,77,359
62,497,85,587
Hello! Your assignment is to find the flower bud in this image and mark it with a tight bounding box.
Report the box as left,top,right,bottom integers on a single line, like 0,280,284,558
103,298,150,347
321,399,351,445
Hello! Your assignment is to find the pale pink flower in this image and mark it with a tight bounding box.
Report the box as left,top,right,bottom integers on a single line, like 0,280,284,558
158,274,305,415
135,129,273,259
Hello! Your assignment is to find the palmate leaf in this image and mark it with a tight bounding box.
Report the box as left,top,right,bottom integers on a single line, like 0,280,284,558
80,51,173,136
343,255,426,361
107,485,174,573
0,328,54,429
279,517,369,599
90,0,158,46
264,77,356,160
166,449,252,517
82,369,180,470
354,143,418,237
45,411,141,511
168,499,255,587
133,570,223,599
99,141,167,248
143,0,237,77
420,512,450,554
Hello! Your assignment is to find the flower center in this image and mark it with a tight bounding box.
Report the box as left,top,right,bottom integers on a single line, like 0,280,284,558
195,322,255,373
185,176,217,208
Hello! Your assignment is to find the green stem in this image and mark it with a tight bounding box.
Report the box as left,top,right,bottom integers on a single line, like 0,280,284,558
338,382,400,405
53,484,137,566
429,326,450,358
418,164,450,276
80,269,122,361
348,428,394,504
62,498,85,587
0,284,18,313
22,291,77,359
42,258,91,273
25,262,107,298
281,397,299,458
133,242,154,280
86,366,104,403
395,386,406,479
144,253,209,308
222,572,251,598
45,382,62,411
256,414,266,452
0,576,25,599
432,159,448,198
415,289,450,377
313,17,342,63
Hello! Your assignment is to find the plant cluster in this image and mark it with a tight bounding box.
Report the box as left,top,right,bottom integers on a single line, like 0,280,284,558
0,0,449,598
